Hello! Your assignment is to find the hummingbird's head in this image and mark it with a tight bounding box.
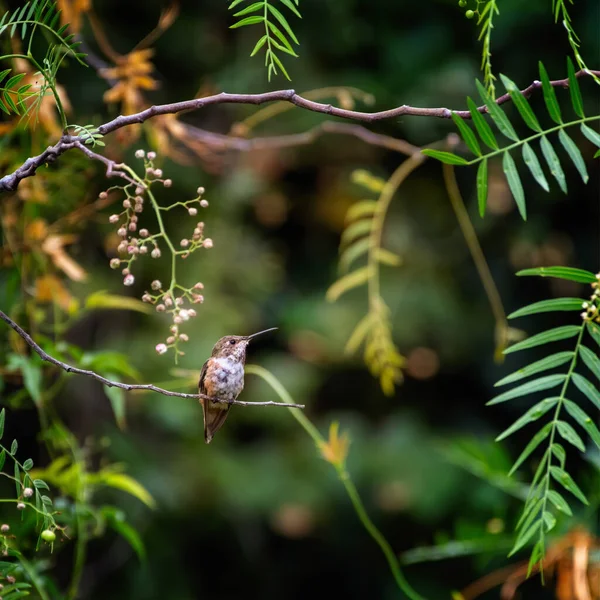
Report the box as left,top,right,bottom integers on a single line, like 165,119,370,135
211,328,277,362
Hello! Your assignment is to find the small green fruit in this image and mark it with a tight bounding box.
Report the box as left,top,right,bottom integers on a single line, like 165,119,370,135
465,9,475,18
41,529,56,543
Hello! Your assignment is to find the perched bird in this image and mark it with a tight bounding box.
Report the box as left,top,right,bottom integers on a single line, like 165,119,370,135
199,328,277,443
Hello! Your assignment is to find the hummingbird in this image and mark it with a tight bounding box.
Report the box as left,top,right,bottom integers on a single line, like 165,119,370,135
199,328,277,443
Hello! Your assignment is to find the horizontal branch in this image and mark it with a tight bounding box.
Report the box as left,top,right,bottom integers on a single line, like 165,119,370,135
0,310,304,409
0,68,598,193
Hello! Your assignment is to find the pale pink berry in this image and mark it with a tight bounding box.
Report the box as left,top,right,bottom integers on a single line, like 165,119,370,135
154,169,163,178
23,487,33,498
192,294,204,304
166,336,175,344
109,214,119,223
139,246,148,254
17,502,25,510
135,149,145,159
151,280,162,290
180,239,189,248
188,207,197,216
128,223,137,232
117,227,127,237
197,187,205,195
151,248,161,259
117,241,127,253
180,334,189,342
164,297,173,307
135,187,144,195
164,179,172,187
110,258,120,269
155,343,167,355
194,282,204,290
139,229,149,238
173,316,182,324
175,297,183,306
1,524,9,533
156,304,166,312
200,199,209,208
187,309,197,317
142,294,152,303
203,238,213,249
99,191,108,199
123,199,131,209
122,268,130,276
179,310,190,321
124,274,135,286
147,151,156,160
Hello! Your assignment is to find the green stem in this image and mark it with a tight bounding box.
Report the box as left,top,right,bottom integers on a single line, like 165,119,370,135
16,552,50,600
245,364,426,600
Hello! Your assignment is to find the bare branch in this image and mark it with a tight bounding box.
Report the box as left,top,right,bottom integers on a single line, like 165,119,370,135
0,309,305,409
1,68,598,193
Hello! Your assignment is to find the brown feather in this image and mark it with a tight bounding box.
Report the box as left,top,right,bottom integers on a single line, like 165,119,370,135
199,358,231,444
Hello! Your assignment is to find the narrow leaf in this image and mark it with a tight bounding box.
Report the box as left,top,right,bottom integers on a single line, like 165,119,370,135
556,420,586,452
552,443,566,468
495,397,558,439
572,373,600,410
487,376,565,405
522,143,549,192
340,220,371,249
374,248,402,267
451,113,481,156
279,0,302,18
326,267,370,302
345,314,374,354
564,399,600,450
346,200,377,222
0,408,4,440
104,382,126,430
266,21,295,54
580,345,600,382
586,322,600,349
540,135,567,193
233,2,263,17
508,297,585,318
477,159,488,217
503,326,581,354
542,511,556,532
516,266,596,283
549,466,589,505
339,238,369,272
476,79,519,141
546,490,572,516
502,152,526,220
508,422,552,475
558,129,588,183
250,35,268,57
495,351,574,386
567,57,584,118
581,124,600,148
420,150,469,165
266,4,299,44
467,97,498,150
509,520,541,556
230,15,264,28
0,449,5,471
499,74,541,132
538,62,562,124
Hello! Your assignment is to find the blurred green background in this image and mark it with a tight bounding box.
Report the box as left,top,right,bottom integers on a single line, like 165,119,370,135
1,0,599,598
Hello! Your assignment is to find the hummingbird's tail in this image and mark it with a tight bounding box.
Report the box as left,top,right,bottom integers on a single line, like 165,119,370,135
202,400,230,443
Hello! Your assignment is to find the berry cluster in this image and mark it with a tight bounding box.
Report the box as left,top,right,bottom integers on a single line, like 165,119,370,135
581,273,600,323
104,150,214,359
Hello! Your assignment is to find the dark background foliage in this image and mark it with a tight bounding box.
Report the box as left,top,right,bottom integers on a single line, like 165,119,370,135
1,0,599,598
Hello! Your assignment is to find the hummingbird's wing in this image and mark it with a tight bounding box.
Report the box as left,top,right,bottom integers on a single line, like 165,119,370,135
199,359,230,444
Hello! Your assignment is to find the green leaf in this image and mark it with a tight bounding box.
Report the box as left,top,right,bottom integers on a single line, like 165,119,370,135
546,490,572,516
85,291,152,314
467,97,498,150
266,3,299,43
91,472,156,509
326,267,370,302
522,143,549,192
10,439,18,455
579,345,600,382
502,152,526,220
266,21,296,54
0,408,4,440
339,238,369,272
373,248,402,267
556,420,585,452
22,458,33,471
516,266,596,283
230,15,264,28
451,113,481,156
499,74,541,132
476,79,518,142
81,352,140,381
595,149,600,159
14,462,20,497
538,62,562,124
572,373,600,410
567,57,584,118
495,397,558,440
250,35,268,57
7,354,42,406
420,149,469,165
345,314,374,354
346,200,377,222
495,351,574,386
563,399,600,450
587,322,600,349
103,507,146,560
508,297,585,318
340,220,371,249
581,124,600,148
542,511,556,532
503,326,581,354
0,449,5,471
33,479,49,490
487,376,566,405
558,129,588,183
477,159,488,217
509,520,541,556
508,422,552,476
279,0,302,18
104,380,126,430
233,2,263,17
552,442,566,468
549,466,589,505
540,135,567,194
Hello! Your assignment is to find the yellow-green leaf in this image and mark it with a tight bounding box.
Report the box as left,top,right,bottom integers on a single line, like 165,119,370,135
374,248,402,267
326,267,370,302
85,291,152,314
93,472,156,509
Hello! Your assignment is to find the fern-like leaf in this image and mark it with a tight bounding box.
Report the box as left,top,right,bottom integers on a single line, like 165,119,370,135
493,266,600,569
423,60,600,219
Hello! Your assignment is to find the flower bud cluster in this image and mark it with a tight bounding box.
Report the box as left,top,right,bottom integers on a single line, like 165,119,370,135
581,273,600,323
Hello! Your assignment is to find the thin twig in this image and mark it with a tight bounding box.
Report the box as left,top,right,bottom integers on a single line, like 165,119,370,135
1,69,597,193
0,310,305,409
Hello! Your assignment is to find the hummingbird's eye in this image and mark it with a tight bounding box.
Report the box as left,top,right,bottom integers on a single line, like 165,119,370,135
229,339,236,345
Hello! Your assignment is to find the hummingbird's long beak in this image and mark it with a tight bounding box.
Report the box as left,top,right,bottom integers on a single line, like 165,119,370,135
245,327,278,341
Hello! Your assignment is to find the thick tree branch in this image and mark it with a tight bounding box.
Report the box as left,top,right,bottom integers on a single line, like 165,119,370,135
0,69,598,193
0,309,305,409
